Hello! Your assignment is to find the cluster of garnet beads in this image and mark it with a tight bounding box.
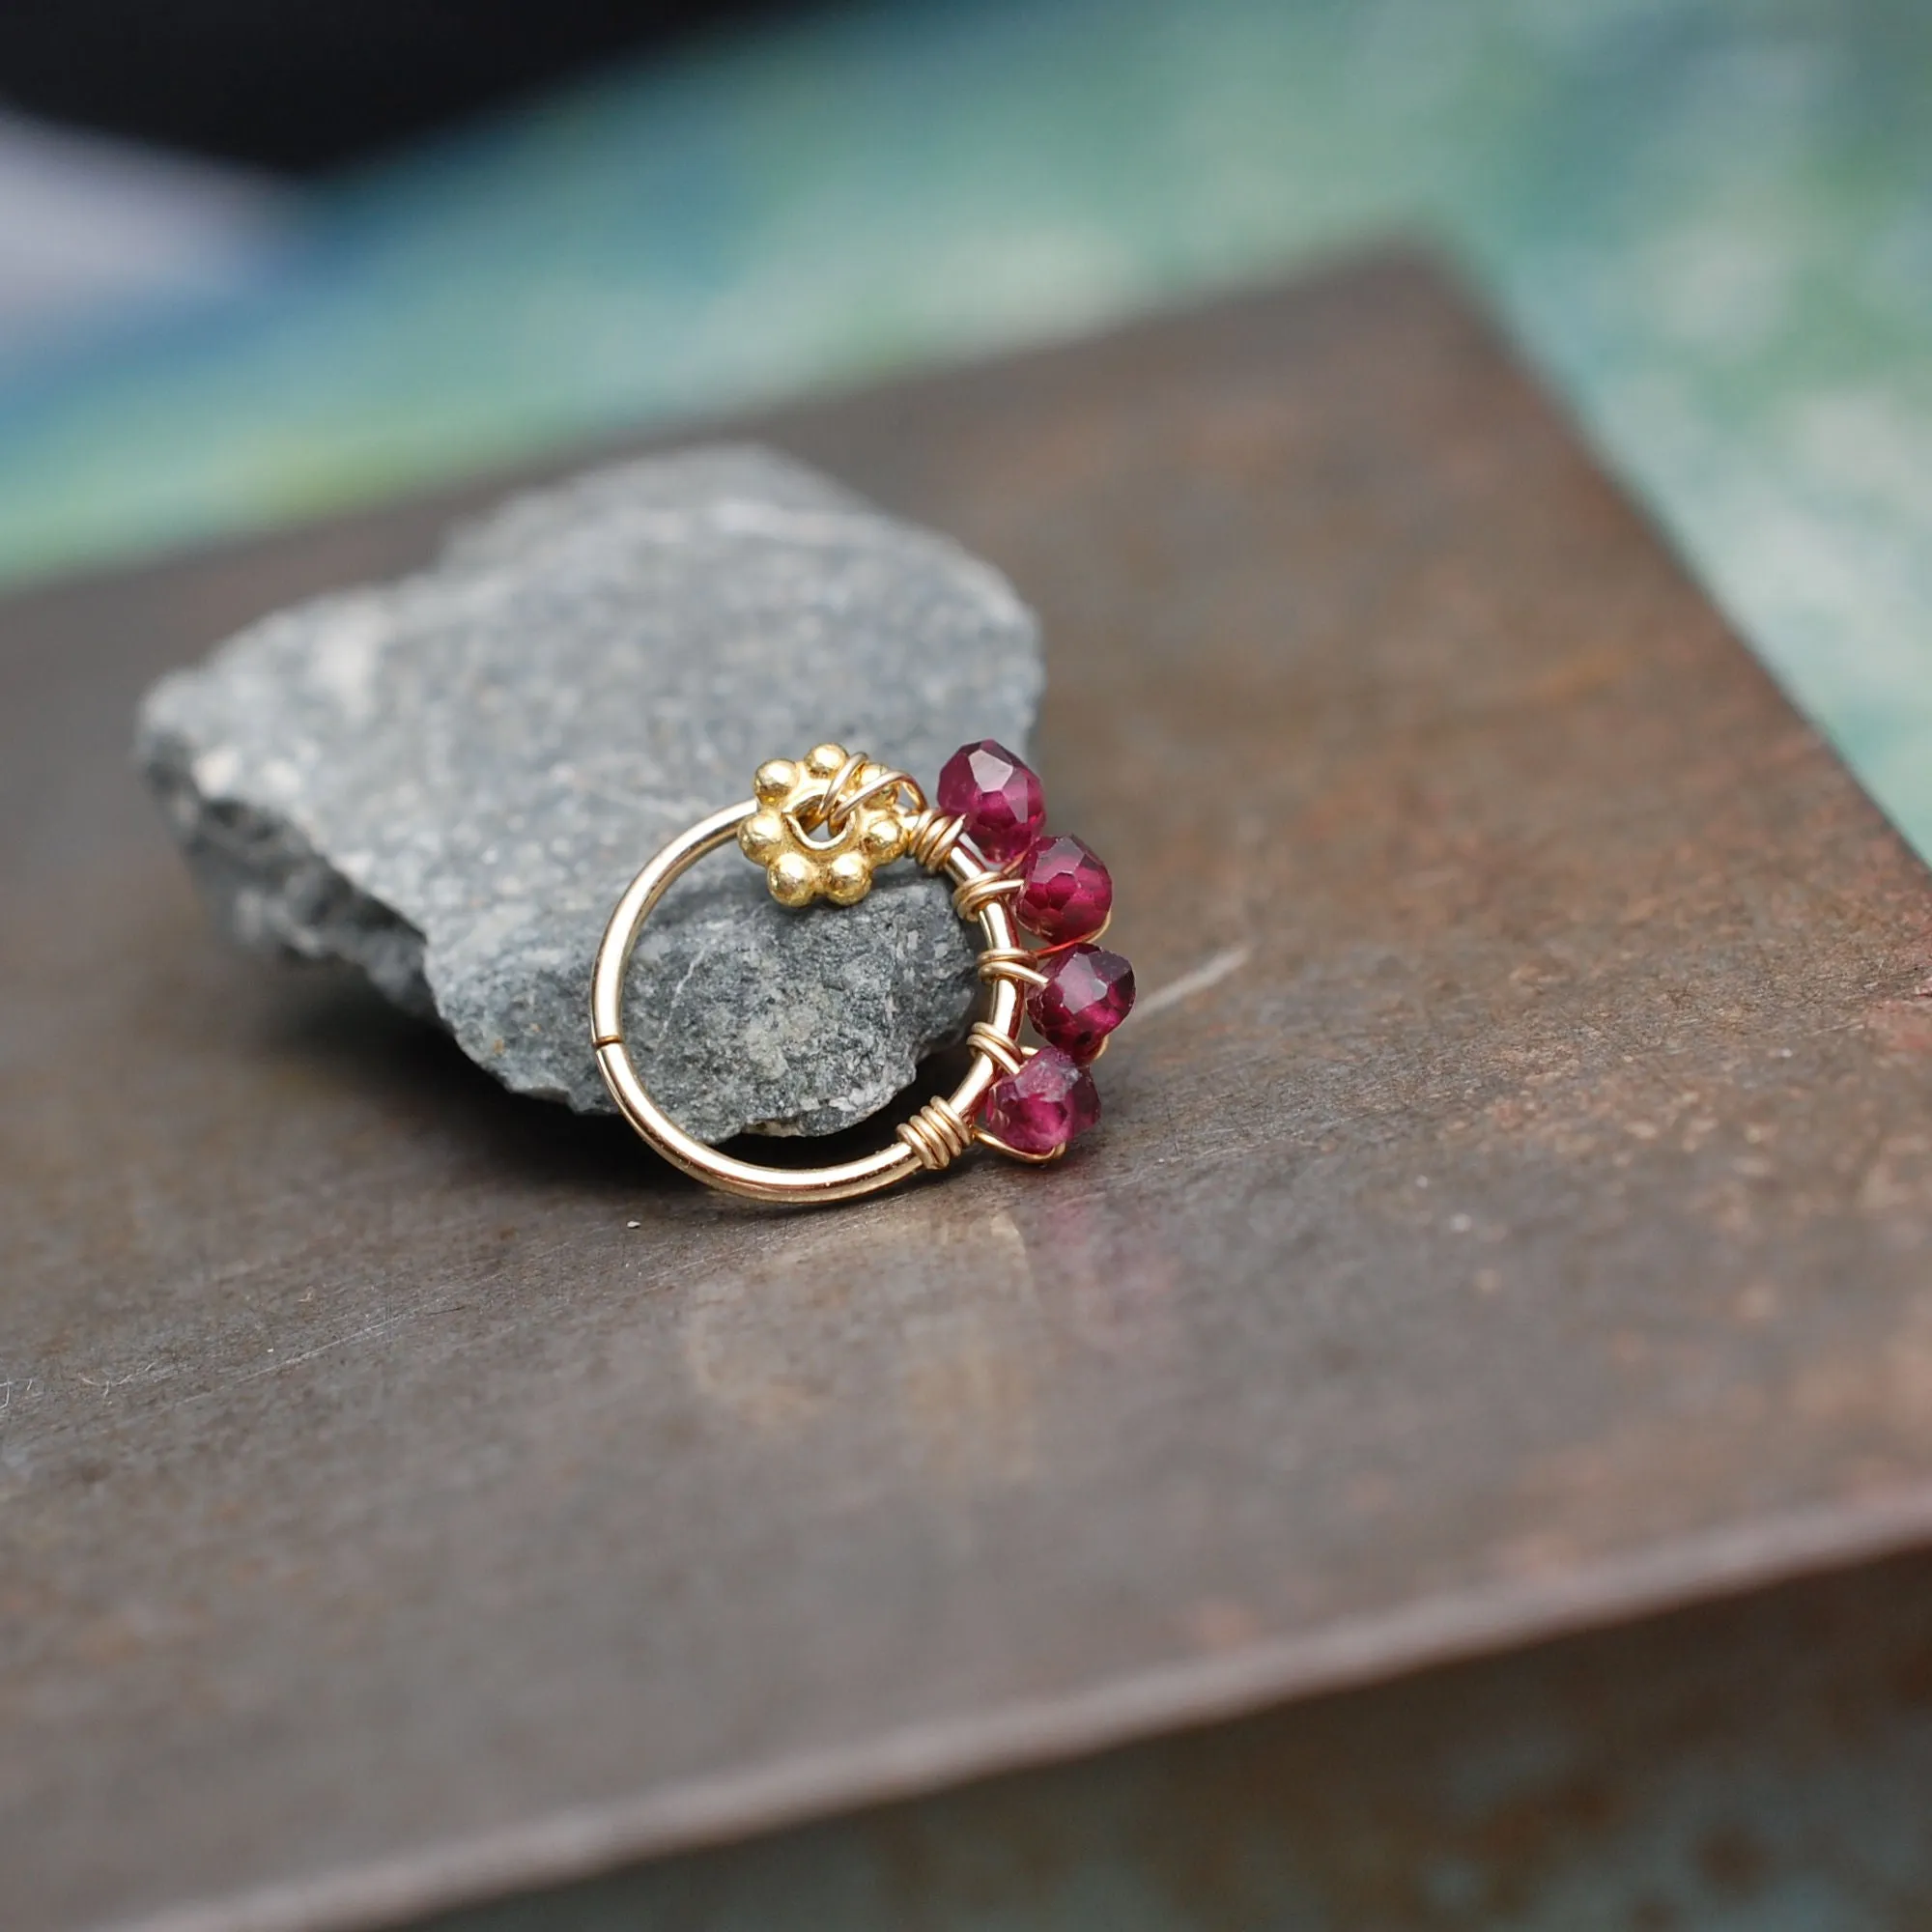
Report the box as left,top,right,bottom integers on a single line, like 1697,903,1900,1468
936,739,1135,1160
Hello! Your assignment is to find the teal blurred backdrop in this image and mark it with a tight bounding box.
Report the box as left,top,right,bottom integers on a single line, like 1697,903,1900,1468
3,0,1927,841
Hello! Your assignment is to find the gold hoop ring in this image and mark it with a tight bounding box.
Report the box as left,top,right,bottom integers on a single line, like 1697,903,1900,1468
591,739,1129,1205
591,803,1024,1205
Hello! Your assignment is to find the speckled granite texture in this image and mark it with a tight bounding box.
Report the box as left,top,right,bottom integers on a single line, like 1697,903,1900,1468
137,445,1041,1138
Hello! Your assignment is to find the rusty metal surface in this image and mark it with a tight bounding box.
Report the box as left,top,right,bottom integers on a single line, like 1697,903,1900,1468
4,255,1932,1932
427,1547,1932,1931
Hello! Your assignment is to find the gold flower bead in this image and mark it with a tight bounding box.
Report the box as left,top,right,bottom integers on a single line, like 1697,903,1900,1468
736,743,918,908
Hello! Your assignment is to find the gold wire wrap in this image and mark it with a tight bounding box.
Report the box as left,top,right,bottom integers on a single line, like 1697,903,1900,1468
896,1096,975,1172
977,947,1049,990
1033,906,1113,956
973,1126,1065,1166
812,752,871,825
795,755,924,838
905,808,966,872
953,871,1024,920
836,770,920,827
967,1022,1026,1076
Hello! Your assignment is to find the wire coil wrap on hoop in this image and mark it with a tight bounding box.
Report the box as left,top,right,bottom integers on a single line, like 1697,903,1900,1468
965,1021,1025,1076
977,946,1049,990
905,808,965,872
897,1097,975,1173
952,870,1023,921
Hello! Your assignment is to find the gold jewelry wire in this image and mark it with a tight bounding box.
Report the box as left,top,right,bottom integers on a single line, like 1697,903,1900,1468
591,774,1033,1202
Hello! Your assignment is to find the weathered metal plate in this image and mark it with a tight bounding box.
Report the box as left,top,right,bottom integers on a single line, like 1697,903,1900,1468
4,256,1931,1932
417,1546,1932,1930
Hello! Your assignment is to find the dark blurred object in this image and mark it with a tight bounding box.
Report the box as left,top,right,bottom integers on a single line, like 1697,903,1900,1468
0,0,811,173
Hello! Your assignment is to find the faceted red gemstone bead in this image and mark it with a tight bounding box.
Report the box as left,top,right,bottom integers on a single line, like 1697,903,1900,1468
1015,834,1112,944
980,1046,1101,1156
1029,944,1135,1063
937,739,1045,865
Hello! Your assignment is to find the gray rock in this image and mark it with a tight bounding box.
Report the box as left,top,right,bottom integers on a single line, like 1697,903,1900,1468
137,446,1041,1140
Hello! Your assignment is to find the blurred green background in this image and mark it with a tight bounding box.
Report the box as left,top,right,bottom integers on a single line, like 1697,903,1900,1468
2,0,1929,857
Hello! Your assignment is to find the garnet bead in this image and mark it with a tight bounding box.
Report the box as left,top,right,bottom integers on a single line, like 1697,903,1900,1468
1029,944,1135,1062
980,1047,1101,1156
1015,834,1112,944
937,739,1045,865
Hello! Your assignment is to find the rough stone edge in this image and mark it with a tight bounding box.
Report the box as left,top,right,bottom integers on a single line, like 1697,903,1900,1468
142,718,435,1014
132,446,1045,1136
